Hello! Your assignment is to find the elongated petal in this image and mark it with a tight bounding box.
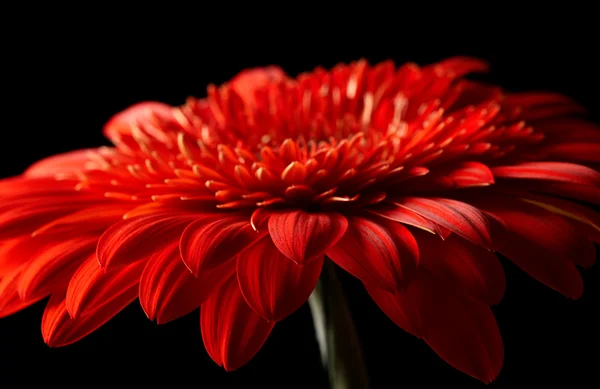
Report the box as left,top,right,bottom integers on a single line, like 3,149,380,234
489,220,584,299
17,237,97,300
492,162,600,187
370,203,451,238
327,217,414,292
32,204,132,237
394,197,492,248
366,271,503,383
414,230,505,304
180,214,264,277
97,214,198,269
237,236,323,321
139,243,212,324
201,275,275,371
42,288,137,347
66,255,146,318
481,198,595,269
519,195,600,246
268,211,348,264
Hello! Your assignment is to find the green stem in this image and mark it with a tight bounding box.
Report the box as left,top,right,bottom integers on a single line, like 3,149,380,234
308,260,370,389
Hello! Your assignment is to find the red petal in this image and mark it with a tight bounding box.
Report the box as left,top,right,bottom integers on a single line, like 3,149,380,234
327,217,416,292
103,102,175,143
492,162,600,187
17,237,97,300
201,275,275,371
394,197,493,248
370,203,452,238
268,211,348,264
519,194,600,246
237,236,323,321
483,198,595,269
445,162,495,188
66,254,146,318
139,243,213,324
180,214,264,277
24,149,105,178
414,231,505,304
97,214,198,269
32,204,132,237
42,288,137,347
366,272,503,383
0,195,108,239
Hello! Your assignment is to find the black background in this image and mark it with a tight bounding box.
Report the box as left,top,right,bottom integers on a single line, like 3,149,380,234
1,9,598,388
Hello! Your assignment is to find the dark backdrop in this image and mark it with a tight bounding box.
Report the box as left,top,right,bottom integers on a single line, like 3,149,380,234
1,10,598,388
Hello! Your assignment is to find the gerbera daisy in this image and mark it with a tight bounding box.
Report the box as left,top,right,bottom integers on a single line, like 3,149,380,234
0,57,598,384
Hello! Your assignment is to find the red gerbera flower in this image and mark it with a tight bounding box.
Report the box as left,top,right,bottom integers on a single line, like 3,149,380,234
1,57,598,383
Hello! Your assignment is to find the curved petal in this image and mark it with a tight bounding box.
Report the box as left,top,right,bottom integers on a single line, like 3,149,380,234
201,275,275,371
414,230,505,304
66,254,146,318
237,236,323,321
180,214,264,277
370,203,452,238
326,216,416,292
97,214,198,269
268,211,348,264
366,271,503,383
393,197,493,248
17,237,97,300
492,162,600,187
42,288,137,347
139,243,215,324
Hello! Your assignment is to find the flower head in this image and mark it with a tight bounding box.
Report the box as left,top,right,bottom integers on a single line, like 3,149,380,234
1,57,598,382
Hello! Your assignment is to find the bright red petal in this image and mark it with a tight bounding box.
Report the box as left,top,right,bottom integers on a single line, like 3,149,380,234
180,214,264,277
200,275,275,371
393,197,493,248
17,237,97,300
268,211,348,264
97,214,198,269
66,254,146,318
237,236,323,321
139,243,210,324
42,289,137,347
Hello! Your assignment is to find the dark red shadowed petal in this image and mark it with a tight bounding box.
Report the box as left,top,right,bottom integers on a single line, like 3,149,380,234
487,218,584,299
180,214,264,278
492,162,600,187
518,195,600,246
237,236,323,321
42,288,138,347
66,255,146,318
268,211,348,264
140,243,211,324
445,162,495,188
414,230,505,305
326,216,417,292
97,214,199,269
366,271,503,383
393,197,493,248
0,288,44,318
201,275,275,371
